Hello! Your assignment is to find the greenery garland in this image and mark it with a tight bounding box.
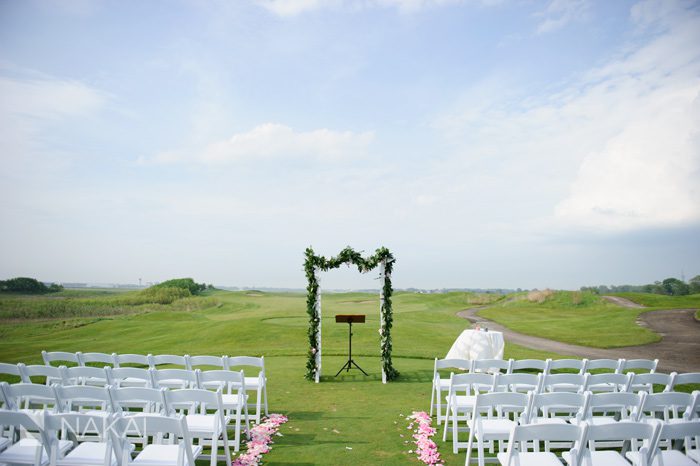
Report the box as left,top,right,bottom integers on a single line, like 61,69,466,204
304,246,399,382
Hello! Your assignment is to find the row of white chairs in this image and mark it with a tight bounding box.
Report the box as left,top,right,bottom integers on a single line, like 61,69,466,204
0,409,229,466
436,358,660,378
1,353,268,424
441,387,700,465
441,372,700,455
0,373,251,453
497,418,700,466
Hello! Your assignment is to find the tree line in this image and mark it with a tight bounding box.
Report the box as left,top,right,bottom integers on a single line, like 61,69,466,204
581,275,700,296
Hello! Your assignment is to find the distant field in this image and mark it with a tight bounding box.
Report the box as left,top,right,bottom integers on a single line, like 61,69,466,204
611,292,700,308
0,288,691,465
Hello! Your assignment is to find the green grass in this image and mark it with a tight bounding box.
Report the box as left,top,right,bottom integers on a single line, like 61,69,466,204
476,291,662,348
0,289,689,465
611,292,700,309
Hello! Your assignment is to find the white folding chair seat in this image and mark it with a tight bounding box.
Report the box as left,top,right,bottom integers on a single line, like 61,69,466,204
466,392,530,466
430,358,472,425
626,420,700,466
227,356,268,424
562,420,659,466
442,372,495,453
164,388,232,462
110,414,202,466
497,423,583,466
43,411,121,466
0,409,72,466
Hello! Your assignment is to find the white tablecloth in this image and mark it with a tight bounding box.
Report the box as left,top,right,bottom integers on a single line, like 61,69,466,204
445,329,505,361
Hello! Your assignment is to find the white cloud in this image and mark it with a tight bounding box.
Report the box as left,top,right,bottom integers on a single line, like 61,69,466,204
535,0,591,34
433,0,700,233
149,123,374,165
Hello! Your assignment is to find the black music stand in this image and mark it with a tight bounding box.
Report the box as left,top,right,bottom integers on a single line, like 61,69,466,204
334,314,368,376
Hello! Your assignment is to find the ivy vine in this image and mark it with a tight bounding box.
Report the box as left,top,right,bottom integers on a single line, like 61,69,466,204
304,246,399,382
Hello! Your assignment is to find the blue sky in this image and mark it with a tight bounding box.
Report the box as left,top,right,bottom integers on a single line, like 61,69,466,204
1,0,698,290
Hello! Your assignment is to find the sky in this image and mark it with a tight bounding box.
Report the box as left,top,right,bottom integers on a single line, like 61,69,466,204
0,0,699,291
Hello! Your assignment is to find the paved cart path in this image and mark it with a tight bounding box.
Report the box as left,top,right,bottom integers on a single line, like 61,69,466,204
456,297,700,373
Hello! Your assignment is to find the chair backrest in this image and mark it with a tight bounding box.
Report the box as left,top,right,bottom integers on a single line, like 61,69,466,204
587,372,632,392
448,372,495,396
64,366,108,386
227,356,265,376
0,362,22,377
474,392,530,421
1,381,61,411
105,367,152,388
149,354,188,369
20,364,67,385
586,392,645,421
0,408,50,454
472,358,510,374
164,388,225,419
509,359,550,374
107,386,168,414
629,372,675,393
621,359,658,374
196,370,246,395
114,354,151,368
542,373,589,393
79,352,117,367
549,358,587,374
637,392,694,422
586,358,623,373
186,355,228,370
109,414,196,466
651,420,700,460
434,358,472,374
528,391,589,424
150,368,197,389
502,422,584,466
54,384,112,413
674,372,700,387
494,373,542,393
42,350,81,367
43,411,116,447
577,420,659,465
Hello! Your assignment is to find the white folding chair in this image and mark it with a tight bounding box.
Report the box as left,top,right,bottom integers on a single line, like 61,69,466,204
0,409,70,466
196,370,251,452
442,372,495,453
587,359,624,374
43,411,120,466
63,367,109,388
149,354,189,370
430,358,473,425
674,373,700,391
632,420,700,466
563,420,659,466
78,353,117,368
465,392,530,466
186,356,229,390
112,355,151,388
107,386,169,415
508,359,550,374
150,369,197,390
227,356,268,424
20,365,68,386
527,392,589,426
104,367,152,389
0,363,23,383
587,373,632,394
628,372,676,394
549,359,588,375
42,352,81,368
164,388,232,463
578,392,646,427
473,359,511,375
110,413,202,466
636,392,695,424
543,373,589,393
497,422,584,466
494,373,542,394
621,359,658,374
54,385,112,415
1,382,61,415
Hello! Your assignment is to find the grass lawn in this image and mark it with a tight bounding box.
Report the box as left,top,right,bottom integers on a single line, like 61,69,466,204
610,292,700,309
0,288,691,465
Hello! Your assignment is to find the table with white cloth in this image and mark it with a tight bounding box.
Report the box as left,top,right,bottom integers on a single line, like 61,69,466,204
445,329,505,361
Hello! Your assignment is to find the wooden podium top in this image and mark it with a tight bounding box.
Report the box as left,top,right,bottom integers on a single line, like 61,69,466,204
335,314,366,323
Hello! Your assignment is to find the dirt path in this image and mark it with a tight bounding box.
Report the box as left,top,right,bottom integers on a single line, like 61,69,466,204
456,298,700,373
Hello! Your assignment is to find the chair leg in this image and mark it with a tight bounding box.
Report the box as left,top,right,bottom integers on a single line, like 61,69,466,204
209,437,217,466
262,379,268,417
465,422,474,465
442,397,452,442
234,409,241,452
452,408,460,454
429,382,436,418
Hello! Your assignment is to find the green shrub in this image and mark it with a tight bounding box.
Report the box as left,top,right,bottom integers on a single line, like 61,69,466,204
149,278,205,295
0,277,63,294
